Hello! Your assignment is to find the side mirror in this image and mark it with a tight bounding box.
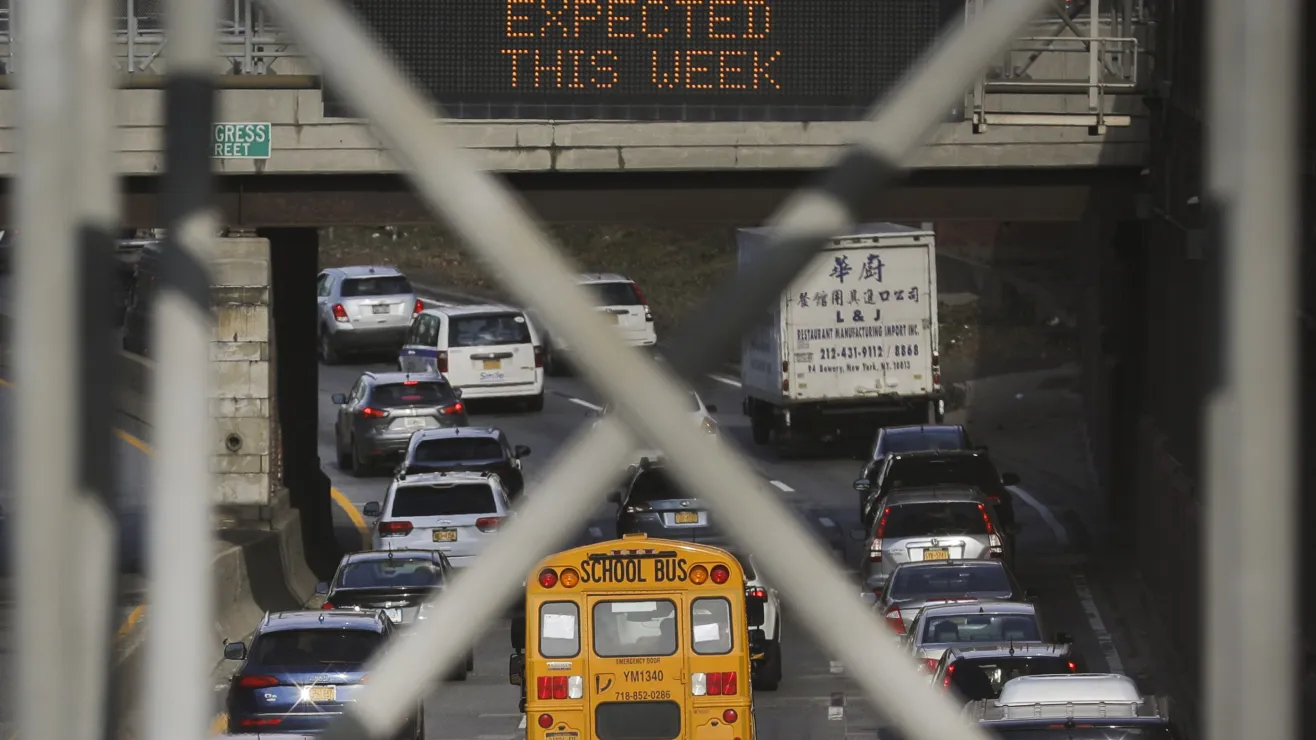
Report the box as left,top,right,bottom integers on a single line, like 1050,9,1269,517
606,491,621,504
315,581,330,595
515,445,531,458
223,641,247,661
510,615,526,651
331,393,347,405
508,652,525,686
852,478,872,492
1055,631,1074,644
1001,472,1020,486
363,501,381,518
705,404,718,413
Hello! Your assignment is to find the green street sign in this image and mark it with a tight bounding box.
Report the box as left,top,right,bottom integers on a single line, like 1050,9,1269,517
212,122,272,159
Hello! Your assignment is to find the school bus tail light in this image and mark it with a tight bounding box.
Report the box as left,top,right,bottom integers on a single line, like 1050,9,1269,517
559,568,580,588
710,564,730,584
537,568,558,588
537,714,553,729
722,709,738,724
692,671,737,696
689,565,709,585
535,675,582,700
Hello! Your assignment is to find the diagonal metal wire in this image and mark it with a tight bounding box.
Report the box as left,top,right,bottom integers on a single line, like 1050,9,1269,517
261,1,1047,739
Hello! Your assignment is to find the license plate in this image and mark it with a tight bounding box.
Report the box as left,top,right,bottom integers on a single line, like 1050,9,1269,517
384,608,403,623
482,359,501,370
372,304,390,315
605,313,620,324
675,511,699,524
433,528,457,542
922,548,950,561
307,685,336,702
390,417,431,431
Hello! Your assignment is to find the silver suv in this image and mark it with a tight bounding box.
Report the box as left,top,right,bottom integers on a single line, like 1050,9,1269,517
859,486,1013,596
317,266,422,364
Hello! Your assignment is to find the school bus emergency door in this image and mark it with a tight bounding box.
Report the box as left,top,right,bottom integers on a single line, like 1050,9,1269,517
520,536,755,740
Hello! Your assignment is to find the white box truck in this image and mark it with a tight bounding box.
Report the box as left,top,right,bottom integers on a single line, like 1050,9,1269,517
739,223,943,450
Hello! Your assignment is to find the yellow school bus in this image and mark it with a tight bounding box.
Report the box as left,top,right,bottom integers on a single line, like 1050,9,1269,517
510,534,755,740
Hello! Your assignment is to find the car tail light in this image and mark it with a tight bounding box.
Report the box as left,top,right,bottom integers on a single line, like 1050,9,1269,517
439,401,464,416
987,492,1002,504
360,407,389,418
377,520,412,537
1067,660,1078,672
942,662,957,688
710,564,730,584
692,671,737,696
988,532,1004,559
976,503,995,534
537,714,553,729
632,283,647,305
538,568,558,588
237,675,279,689
923,658,939,673
884,606,904,635
643,305,653,322
722,709,738,724
534,346,544,368
931,351,941,389
437,351,448,373
475,516,504,533
413,299,424,317
537,675,571,700
869,507,891,562
320,601,335,610
332,304,349,322
747,587,766,600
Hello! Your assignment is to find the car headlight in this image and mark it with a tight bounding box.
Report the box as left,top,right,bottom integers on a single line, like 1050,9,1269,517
701,416,718,435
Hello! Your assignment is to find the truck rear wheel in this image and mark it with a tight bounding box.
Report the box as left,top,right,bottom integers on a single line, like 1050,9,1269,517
750,412,771,445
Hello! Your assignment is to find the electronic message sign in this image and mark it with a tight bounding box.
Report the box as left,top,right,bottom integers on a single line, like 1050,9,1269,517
327,0,960,121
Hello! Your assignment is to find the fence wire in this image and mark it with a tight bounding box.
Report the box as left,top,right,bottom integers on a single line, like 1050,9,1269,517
251,1,1049,740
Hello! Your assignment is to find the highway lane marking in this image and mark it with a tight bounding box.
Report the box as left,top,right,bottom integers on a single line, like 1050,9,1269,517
565,396,603,412
769,480,794,492
1008,484,1070,547
708,374,741,388
1073,572,1126,675
829,660,844,674
518,715,527,730
331,486,372,549
1008,485,1125,674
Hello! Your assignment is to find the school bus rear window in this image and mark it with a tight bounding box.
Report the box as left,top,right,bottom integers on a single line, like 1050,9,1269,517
539,601,579,658
592,600,677,658
691,597,733,655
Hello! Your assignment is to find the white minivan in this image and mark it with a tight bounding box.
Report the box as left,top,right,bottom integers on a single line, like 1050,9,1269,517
399,304,545,411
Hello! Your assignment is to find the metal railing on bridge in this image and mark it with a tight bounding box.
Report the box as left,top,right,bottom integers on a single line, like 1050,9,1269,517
6,0,1302,740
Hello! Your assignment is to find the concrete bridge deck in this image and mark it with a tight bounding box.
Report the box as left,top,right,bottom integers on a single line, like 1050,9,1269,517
0,88,1148,176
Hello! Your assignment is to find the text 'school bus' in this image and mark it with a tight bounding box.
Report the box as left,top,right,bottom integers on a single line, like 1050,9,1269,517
509,534,755,740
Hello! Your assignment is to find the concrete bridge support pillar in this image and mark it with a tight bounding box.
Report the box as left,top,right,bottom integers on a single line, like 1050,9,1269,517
263,227,340,579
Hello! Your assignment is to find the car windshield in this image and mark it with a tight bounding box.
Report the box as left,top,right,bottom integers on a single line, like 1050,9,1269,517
881,502,990,538
370,381,455,407
449,313,532,347
921,612,1041,644
587,281,642,306
412,437,505,463
883,457,1000,491
335,558,445,589
878,429,965,457
341,275,412,297
990,729,1174,739
248,628,383,668
627,469,688,505
949,656,1074,699
390,483,497,517
889,564,1011,600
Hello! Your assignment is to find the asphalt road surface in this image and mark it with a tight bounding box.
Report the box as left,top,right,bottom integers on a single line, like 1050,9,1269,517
316,353,1123,740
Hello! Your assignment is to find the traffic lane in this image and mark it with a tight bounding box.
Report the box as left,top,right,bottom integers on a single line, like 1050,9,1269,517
0,383,153,737
317,361,623,553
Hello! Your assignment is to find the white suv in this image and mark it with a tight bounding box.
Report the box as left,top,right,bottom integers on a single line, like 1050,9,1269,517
363,470,512,568
727,550,782,691
538,273,657,375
